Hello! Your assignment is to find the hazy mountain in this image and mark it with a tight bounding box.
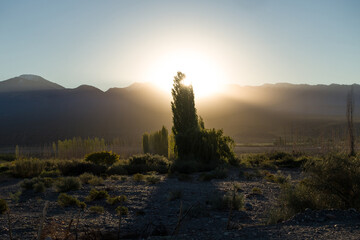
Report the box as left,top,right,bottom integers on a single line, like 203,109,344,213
0,74,64,92
0,75,358,146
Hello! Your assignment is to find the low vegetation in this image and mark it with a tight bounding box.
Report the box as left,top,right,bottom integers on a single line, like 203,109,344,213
268,154,360,223
85,188,109,201
55,177,82,192
89,206,104,214
57,193,86,208
85,151,119,166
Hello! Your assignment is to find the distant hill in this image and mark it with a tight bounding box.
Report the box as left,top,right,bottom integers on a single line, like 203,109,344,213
0,74,64,92
0,75,359,146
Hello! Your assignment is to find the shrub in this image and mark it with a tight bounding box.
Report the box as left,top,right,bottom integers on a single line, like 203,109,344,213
269,154,360,223
89,206,104,214
132,173,145,182
168,190,182,201
58,193,86,208
146,175,161,184
55,177,82,192
57,160,107,176
210,191,244,211
33,182,46,193
107,195,127,205
21,177,54,191
252,187,262,195
116,206,128,216
40,169,61,178
79,173,104,185
0,199,8,214
85,151,119,166
107,163,128,175
11,158,46,178
79,172,96,184
85,188,109,201
125,154,170,174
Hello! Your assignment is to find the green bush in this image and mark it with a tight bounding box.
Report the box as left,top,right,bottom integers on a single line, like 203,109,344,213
40,169,61,178
133,173,145,182
11,158,46,178
57,160,107,176
107,195,127,205
56,177,82,192
269,154,360,223
58,193,86,208
106,162,128,175
85,188,109,201
146,175,161,184
116,206,128,216
210,191,244,211
125,154,170,174
240,151,308,169
21,177,54,191
89,206,104,214
79,173,104,185
85,151,119,166
0,199,8,214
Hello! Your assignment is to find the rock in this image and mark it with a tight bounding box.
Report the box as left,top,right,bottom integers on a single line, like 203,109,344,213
244,202,253,211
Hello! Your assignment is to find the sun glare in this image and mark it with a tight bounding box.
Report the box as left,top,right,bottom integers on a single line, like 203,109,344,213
147,51,225,97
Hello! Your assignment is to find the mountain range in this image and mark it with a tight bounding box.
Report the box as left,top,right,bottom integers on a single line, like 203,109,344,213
0,74,359,147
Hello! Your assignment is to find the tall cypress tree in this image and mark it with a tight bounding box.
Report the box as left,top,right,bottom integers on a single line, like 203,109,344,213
171,72,199,158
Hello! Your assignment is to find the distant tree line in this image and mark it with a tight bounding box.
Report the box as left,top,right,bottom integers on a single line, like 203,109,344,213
142,126,169,157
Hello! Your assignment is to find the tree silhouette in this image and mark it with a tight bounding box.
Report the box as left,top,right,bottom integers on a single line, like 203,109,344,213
170,72,235,171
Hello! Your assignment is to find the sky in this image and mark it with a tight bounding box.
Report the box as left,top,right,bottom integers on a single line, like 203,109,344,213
0,0,359,91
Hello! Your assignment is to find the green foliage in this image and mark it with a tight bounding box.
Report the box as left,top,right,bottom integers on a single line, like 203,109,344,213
40,169,61,178
168,190,182,201
0,199,8,214
142,133,150,154
125,154,170,174
107,195,127,205
240,151,307,169
269,154,360,223
55,177,82,192
10,191,22,202
146,175,161,184
89,206,104,214
132,173,145,182
21,177,54,191
58,193,86,208
85,151,119,166
85,188,109,201
170,72,235,172
11,158,46,178
79,172,104,185
56,137,106,159
142,126,169,157
116,206,128,216
0,153,15,162
107,162,128,175
57,159,107,176
252,187,262,195
209,191,244,211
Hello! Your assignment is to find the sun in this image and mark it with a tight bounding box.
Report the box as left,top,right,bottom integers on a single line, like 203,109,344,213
147,50,225,97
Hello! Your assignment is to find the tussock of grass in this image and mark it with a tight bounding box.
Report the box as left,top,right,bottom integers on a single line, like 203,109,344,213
55,177,82,192
85,188,109,201
58,193,86,208
107,195,127,205
89,206,104,214
132,173,145,182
